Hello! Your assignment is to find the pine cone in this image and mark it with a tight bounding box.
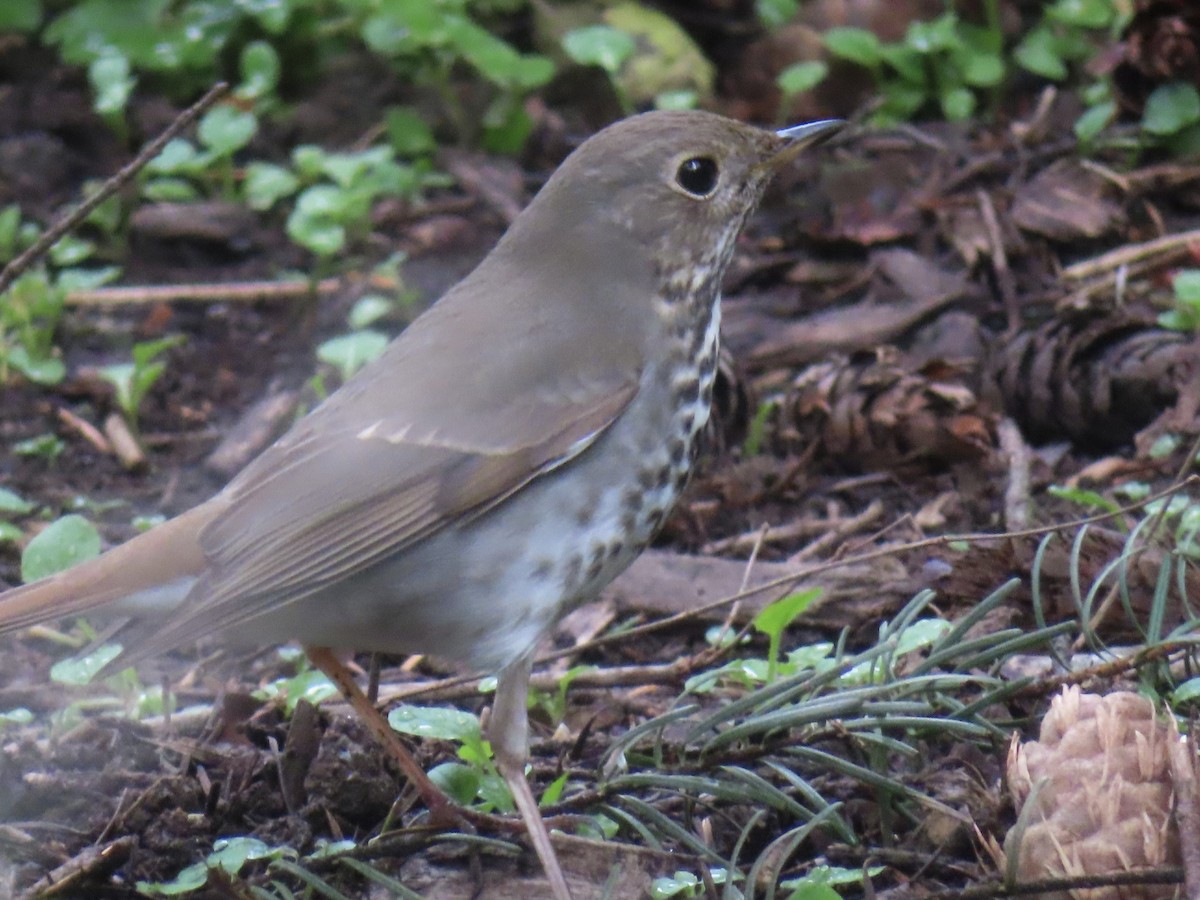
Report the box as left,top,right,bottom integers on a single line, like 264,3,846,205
767,347,996,470
1113,0,1200,115
1005,687,1181,899
985,315,1198,448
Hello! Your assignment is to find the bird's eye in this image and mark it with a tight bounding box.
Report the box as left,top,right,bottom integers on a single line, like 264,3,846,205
675,157,719,197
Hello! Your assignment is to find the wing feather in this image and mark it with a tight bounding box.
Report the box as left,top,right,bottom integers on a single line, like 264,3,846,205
131,379,637,655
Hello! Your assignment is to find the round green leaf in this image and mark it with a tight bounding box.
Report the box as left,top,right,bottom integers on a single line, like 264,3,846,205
1075,101,1115,142
0,707,34,726
777,61,828,97
385,106,436,157
50,643,122,686
429,761,482,804
21,514,101,582
316,330,389,380
238,41,280,99
561,25,635,74
823,27,881,67
347,294,394,329
388,704,482,742
940,85,976,120
198,105,258,156
89,50,134,116
242,162,298,210
1143,83,1200,136
0,0,41,32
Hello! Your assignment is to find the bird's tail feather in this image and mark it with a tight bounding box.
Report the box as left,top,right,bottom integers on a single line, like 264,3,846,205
0,502,215,634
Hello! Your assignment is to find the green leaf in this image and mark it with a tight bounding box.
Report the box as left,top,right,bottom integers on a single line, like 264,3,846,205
1014,26,1068,80
237,40,280,99
877,80,929,122
879,43,926,84
291,144,327,179
651,871,700,899
147,138,204,175
22,514,102,582
388,704,482,743
1048,0,1115,28
208,837,274,875
4,345,65,385
906,14,961,54
56,265,121,293
561,25,636,74
0,203,21,260
0,0,41,32
755,0,798,29
1143,83,1200,136
316,330,388,381
0,488,35,515
13,433,65,461
0,522,22,543
288,217,345,256
823,27,881,67
242,162,298,210
1175,269,1200,302
1173,677,1200,703
0,707,34,726
482,100,535,155
142,178,200,202
1075,101,1115,142
197,105,258,156
959,51,1004,87
429,761,482,804
1147,434,1181,459
88,50,135,117
754,588,822,640
940,85,976,120
1166,121,1200,156
1047,484,1121,514
654,89,698,110
347,295,394,329
44,0,174,69
49,234,96,266
754,587,823,683
894,617,951,655
136,862,209,895
541,772,569,807
50,643,123,686
777,61,828,97
385,106,436,157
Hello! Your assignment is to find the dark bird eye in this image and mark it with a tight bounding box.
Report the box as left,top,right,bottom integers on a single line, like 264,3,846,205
676,157,719,197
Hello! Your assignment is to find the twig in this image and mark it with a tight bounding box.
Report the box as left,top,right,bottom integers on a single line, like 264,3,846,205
997,419,1031,532
977,188,1018,331
787,499,885,564
1061,226,1200,281
921,867,1182,899
63,276,354,306
55,407,111,455
0,83,229,296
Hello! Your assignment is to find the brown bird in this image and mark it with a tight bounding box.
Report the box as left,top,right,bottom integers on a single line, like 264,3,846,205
0,110,840,898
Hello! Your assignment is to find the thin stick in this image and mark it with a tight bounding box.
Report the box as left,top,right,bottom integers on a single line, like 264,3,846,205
1061,226,1200,281
0,82,229,296
64,277,349,306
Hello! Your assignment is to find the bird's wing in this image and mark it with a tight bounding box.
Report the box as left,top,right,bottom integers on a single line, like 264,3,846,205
133,349,640,655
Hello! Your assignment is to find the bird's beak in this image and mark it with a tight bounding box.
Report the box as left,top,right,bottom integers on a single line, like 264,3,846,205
759,119,845,172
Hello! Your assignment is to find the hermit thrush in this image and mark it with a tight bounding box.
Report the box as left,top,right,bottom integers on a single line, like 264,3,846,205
0,110,840,898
